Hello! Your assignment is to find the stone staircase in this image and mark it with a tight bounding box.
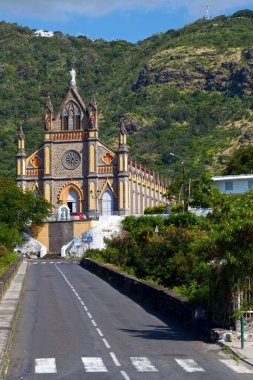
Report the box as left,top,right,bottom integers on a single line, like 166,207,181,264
62,215,125,257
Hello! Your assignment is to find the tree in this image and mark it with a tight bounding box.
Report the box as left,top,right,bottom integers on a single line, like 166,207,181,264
223,147,253,175
0,179,52,249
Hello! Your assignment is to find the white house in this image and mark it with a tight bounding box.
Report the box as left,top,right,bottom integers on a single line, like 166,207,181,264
33,30,54,38
212,174,253,194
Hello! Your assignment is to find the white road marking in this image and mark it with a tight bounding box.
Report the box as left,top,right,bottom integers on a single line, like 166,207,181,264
102,338,110,348
82,357,108,372
130,357,158,372
33,262,38,265
50,262,54,264
110,352,121,367
57,261,61,264
87,312,92,319
80,301,85,305
121,370,131,380
219,359,253,373
175,359,205,372
91,320,97,327
35,358,57,373
96,328,104,337
84,306,88,311
42,262,46,264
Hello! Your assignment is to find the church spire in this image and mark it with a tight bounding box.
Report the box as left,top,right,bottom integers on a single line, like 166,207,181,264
44,95,53,131
46,95,53,113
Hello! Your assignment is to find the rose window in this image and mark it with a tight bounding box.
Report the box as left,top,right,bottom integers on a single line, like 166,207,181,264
62,150,81,170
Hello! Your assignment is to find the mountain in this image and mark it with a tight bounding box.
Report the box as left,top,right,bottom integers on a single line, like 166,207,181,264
1,10,253,179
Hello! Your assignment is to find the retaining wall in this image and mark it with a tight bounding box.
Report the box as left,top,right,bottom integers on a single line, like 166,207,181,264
81,258,194,324
0,258,21,302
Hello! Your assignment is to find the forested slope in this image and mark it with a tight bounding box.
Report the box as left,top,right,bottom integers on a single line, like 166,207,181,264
1,10,253,178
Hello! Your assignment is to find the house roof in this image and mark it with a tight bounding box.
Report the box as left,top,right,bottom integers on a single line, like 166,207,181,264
212,174,253,181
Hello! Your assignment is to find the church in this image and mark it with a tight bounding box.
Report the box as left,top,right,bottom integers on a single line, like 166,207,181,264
16,70,167,218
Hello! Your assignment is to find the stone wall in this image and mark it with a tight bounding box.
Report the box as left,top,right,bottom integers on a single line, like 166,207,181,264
81,258,193,324
0,258,21,302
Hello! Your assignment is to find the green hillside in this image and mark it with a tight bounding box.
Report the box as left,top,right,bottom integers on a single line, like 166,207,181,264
1,10,253,179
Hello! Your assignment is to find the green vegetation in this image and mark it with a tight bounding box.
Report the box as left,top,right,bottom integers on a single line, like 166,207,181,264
0,180,51,274
87,189,253,326
0,12,253,178
223,147,253,174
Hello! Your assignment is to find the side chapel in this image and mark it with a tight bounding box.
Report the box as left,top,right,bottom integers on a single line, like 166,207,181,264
16,71,168,218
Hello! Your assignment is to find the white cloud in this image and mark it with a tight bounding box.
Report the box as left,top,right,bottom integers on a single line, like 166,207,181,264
0,0,252,20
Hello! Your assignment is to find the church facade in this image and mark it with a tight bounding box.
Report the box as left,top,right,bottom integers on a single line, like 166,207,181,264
16,73,167,218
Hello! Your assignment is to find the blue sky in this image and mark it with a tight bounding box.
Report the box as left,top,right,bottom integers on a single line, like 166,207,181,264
1,0,253,42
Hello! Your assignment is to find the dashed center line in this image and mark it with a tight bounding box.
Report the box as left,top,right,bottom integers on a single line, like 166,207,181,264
121,370,131,380
103,338,111,349
96,328,104,337
55,264,131,380
110,352,121,367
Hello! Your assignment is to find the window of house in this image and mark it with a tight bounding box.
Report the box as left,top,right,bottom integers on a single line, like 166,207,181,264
225,181,233,191
248,180,253,189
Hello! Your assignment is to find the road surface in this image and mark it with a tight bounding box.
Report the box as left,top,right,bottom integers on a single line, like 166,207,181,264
6,260,253,379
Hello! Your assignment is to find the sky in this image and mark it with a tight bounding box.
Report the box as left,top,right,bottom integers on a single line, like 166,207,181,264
1,0,253,42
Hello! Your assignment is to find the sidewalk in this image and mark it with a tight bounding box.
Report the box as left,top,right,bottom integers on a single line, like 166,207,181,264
0,260,28,376
220,340,253,367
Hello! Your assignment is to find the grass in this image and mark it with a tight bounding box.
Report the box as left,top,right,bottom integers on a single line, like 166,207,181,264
0,253,18,277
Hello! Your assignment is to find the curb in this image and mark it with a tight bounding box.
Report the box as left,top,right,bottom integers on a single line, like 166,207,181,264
0,260,29,379
218,340,253,368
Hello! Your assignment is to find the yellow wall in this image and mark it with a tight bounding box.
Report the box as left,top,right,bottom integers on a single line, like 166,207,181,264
89,181,95,209
120,181,124,209
44,184,51,202
17,160,21,176
45,147,50,174
89,144,95,172
34,220,99,250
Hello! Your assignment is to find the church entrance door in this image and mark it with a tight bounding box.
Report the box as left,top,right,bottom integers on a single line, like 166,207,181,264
102,190,114,215
67,190,78,213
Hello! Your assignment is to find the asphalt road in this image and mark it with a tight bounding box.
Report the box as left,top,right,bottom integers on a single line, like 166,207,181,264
6,260,253,379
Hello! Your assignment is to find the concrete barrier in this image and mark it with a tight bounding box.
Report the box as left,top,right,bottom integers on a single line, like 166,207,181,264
80,258,194,324
0,258,22,302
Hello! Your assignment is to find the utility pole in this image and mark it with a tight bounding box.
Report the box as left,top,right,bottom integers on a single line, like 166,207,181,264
182,160,187,212
169,153,187,212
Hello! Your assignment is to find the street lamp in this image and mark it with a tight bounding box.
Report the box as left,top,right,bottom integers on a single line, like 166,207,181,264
169,153,187,212
90,189,101,219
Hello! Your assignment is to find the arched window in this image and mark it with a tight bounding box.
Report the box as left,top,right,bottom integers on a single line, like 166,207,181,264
102,190,114,215
63,111,68,131
75,109,81,130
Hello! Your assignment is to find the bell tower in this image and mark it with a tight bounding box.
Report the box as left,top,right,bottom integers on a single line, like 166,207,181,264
87,95,100,218
117,120,129,215
16,126,27,188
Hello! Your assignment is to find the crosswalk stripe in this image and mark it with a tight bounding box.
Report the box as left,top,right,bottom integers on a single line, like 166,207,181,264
219,359,253,373
32,262,38,264
175,359,205,372
35,358,57,373
82,357,108,372
130,357,158,372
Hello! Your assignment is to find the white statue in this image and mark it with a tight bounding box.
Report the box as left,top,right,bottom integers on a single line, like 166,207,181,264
70,68,76,86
